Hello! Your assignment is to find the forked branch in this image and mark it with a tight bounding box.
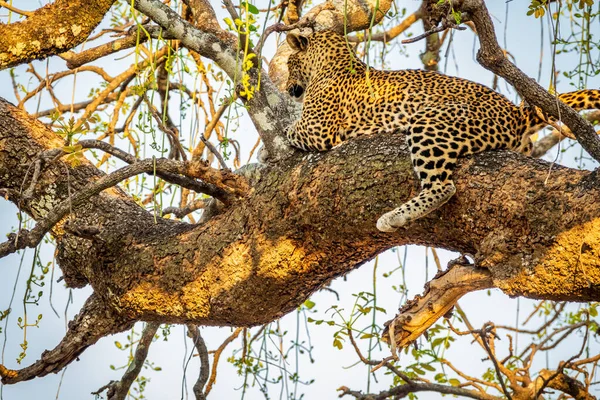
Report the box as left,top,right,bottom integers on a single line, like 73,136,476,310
0,295,134,384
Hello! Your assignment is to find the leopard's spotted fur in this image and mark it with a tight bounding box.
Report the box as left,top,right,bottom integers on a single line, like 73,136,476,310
285,31,600,232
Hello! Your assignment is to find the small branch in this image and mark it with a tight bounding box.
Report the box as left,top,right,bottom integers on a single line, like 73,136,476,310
0,155,247,259
254,5,333,55
338,380,502,400
144,91,186,161
187,325,209,400
60,25,173,69
204,328,242,396
531,111,600,158
402,19,465,44
163,199,207,219
346,328,411,383
76,140,232,202
93,322,159,400
348,10,422,42
192,96,237,169
477,324,512,400
0,0,33,17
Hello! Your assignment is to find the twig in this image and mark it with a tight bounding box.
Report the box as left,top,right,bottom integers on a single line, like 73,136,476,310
0,0,33,17
187,325,209,400
346,328,408,380
402,22,465,44
349,11,422,43
192,96,236,169
163,199,207,219
203,328,242,396
477,323,512,400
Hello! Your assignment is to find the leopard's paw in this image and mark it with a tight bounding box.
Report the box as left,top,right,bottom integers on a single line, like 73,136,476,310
376,209,410,232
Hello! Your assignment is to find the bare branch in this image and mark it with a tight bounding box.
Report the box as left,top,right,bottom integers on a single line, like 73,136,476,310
93,322,159,400
61,25,173,69
0,155,247,259
348,11,422,43
187,325,209,400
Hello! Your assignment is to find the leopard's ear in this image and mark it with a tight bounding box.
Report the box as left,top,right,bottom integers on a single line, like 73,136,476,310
287,33,309,51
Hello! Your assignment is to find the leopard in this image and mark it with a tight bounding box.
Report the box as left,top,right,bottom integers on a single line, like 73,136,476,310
284,30,600,232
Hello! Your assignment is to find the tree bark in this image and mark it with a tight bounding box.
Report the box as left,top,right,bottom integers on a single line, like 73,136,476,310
1,98,599,329
0,0,116,69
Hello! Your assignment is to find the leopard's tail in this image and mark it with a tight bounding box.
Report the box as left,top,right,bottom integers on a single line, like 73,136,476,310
521,89,600,136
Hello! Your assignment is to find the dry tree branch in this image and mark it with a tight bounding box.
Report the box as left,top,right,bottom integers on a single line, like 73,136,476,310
92,322,160,400
187,325,210,400
531,111,600,158
204,328,242,397
61,25,174,69
477,324,513,400
338,380,503,400
402,17,465,44
0,0,33,17
348,10,422,43
381,263,493,348
75,140,227,199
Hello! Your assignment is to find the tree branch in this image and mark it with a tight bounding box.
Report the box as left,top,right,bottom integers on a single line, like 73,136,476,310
382,264,493,348
0,295,134,384
0,0,116,69
96,322,159,400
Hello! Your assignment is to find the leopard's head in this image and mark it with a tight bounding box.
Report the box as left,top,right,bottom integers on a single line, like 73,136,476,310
286,33,311,101
285,31,361,102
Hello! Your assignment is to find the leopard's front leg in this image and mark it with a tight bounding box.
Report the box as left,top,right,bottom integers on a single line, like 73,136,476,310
286,118,340,152
286,120,313,151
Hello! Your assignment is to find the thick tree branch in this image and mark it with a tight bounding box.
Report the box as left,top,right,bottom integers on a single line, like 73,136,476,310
0,0,116,69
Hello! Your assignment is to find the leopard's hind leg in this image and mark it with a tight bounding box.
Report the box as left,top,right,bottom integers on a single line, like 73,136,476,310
376,103,509,232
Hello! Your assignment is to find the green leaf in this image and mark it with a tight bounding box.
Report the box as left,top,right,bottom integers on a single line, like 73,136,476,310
421,363,436,372
449,378,461,387
303,299,316,309
333,338,343,349
242,2,259,14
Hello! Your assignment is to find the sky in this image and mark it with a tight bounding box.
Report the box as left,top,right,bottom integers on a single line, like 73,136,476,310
0,1,599,400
